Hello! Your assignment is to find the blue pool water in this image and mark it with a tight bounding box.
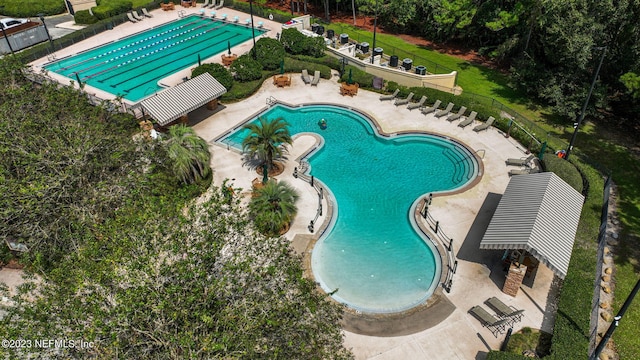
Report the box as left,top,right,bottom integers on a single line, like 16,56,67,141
44,15,264,102
221,104,478,313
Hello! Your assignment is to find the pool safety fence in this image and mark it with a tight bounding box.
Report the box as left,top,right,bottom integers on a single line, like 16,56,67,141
420,193,457,293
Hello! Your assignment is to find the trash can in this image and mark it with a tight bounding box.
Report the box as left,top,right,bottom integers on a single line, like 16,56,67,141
311,23,319,33
389,55,399,67
403,58,413,71
326,29,335,39
373,47,383,57
415,65,426,75
360,42,370,53
316,25,325,35
340,33,349,44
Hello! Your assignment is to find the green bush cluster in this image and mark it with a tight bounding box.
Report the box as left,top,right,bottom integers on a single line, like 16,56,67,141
339,66,374,88
280,28,326,58
283,57,332,79
0,0,66,17
230,1,292,23
230,54,263,82
74,10,99,25
192,63,234,91
92,0,132,20
542,155,584,193
253,37,285,71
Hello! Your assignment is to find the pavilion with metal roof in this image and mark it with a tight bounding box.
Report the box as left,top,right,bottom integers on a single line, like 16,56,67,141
140,72,227,126
479,172,584,279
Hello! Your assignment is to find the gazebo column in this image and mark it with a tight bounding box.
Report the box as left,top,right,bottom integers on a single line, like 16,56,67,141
207,98,218,110
503,263,527,297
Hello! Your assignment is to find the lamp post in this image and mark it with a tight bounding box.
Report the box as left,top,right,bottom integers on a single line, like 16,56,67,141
370,0,378,64
249,0,256,59
564,46,606,160
38,13,54,51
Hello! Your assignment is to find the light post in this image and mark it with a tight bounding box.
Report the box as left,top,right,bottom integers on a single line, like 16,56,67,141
370,0,378,64
249,0,257,59
38,13,54,51
565,46,606,160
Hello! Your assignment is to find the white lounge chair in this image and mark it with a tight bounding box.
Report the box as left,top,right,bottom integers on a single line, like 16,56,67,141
126,12,138,23
132,10,144,21
214,0,224,9
458,111,477,128
434,102,454,118
394,92,414,106
407,95,427,110
301,69,311,84
473,116,495,132
201,0,210,7
379,89,399,101
142,8,153,17
506,154,536,167
447,106,466,122
311,70,320,86
421,100,441,115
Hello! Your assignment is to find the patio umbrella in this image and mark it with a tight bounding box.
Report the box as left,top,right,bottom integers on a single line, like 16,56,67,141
227,40,231,55
262,162,269,184
280,59,284,75
198,54,201,66
538,141,547,160
347,69,353,84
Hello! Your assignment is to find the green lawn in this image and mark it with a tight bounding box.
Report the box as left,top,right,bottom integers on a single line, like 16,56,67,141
327,23,548,123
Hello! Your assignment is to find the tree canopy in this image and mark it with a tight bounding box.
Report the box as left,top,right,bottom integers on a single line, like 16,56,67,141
0,57,351,359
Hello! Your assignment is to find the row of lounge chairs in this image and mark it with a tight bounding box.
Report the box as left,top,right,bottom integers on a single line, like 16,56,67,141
301,70,320,86
201,0,224,9
379,90,496,132
127,8,153,23
469,297,525,337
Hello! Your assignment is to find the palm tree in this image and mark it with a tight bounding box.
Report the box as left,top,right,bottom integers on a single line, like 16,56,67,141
241,117,292,172
249,180,299,236
165,124,211,184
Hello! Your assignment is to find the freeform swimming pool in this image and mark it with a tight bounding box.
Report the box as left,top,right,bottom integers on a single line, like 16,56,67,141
221,104,479,313
44,15,264,102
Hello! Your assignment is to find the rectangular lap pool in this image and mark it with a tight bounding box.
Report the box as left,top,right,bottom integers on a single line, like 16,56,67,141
44,15,264,102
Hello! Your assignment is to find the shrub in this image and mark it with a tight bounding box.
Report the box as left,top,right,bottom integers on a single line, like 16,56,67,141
339,66,374,88
192,63,234,91
253,37,285,71
92,0,132,20
303,36,327,58
0,0,66,17
74,10,99,25
283,57,332,79
230,54,263,82
542,154,584,193
280,28,307,54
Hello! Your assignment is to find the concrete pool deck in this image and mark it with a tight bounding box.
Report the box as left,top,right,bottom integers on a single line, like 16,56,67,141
26,10,560,359
191,75,559,359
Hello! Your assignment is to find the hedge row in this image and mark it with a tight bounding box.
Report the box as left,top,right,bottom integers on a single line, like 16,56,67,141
0,0,65,17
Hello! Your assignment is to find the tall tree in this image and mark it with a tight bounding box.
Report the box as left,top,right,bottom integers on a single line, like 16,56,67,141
242,117,292,171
